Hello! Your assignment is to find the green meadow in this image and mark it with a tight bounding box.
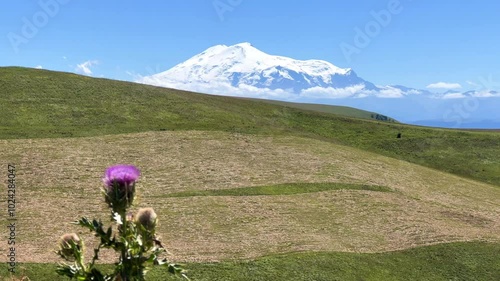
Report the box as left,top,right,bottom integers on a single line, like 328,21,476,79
1,67,499,280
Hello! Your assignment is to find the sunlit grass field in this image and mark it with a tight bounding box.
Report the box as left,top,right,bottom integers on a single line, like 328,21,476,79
0,67,499,280
3,242,500,281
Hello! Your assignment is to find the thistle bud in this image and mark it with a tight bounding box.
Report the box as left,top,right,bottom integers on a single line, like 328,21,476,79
58,233,81,261
135,208,157,231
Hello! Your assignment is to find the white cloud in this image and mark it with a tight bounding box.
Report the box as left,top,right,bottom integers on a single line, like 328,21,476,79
62,56,67,60
438,90,500,99
137,76,497,102
470,91,500,98
34,65,43,69
376,87,404,98
299,85,365,99
300,85,419,99
136,76,418,101
136,76,297,100
426,82,462,89
442,93,466,99
75,60,99,75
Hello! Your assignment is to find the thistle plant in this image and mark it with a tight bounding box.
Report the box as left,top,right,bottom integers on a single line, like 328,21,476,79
56,165,189,281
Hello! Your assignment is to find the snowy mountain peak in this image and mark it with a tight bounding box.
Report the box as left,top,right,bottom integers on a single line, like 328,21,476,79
133,42,499,128
142,42,357,93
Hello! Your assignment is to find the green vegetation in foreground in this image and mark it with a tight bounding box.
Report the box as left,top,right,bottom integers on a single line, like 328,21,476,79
239,97,398,122
1,67,499,186
3,242,499,281
163,182,391,197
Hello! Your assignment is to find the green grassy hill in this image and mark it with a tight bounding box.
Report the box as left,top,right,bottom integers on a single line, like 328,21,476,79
239,97,398,122
0,66,391,139
1,66,500,280
1,67,498,186
3,242,499,280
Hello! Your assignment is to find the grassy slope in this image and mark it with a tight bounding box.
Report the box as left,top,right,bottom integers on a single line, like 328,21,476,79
1,67,500,280
0,67,386,138
238,97,398,122
3,130,500,265
3,242,500,281
0,67,498,186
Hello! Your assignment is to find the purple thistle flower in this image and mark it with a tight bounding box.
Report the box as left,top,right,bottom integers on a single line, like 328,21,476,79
103,165,140,189
103,165,140,212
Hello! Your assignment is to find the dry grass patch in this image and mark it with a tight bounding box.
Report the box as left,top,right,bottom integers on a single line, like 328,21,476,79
0,130,499,263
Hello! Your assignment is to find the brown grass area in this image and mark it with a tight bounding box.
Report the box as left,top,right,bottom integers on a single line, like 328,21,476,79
0,131,499,263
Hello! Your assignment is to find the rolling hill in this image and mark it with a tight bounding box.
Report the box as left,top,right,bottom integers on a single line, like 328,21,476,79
1,66,499,280
0,67,498,186
238,97,398,122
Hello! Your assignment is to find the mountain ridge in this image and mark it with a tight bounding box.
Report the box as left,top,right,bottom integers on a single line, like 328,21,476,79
1,66,498,185
138,42,385,96
136,43,500,127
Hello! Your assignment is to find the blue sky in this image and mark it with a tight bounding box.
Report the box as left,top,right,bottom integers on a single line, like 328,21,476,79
1,0,500,92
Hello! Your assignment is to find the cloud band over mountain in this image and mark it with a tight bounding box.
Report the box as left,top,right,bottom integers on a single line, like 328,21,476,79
136,43,500,127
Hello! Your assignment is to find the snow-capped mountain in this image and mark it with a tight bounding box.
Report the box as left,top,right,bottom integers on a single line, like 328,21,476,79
137,42,393,97
136,42,500,127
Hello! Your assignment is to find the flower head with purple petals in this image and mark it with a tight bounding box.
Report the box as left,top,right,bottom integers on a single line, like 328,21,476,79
103,165,140,212
103,165,141,189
